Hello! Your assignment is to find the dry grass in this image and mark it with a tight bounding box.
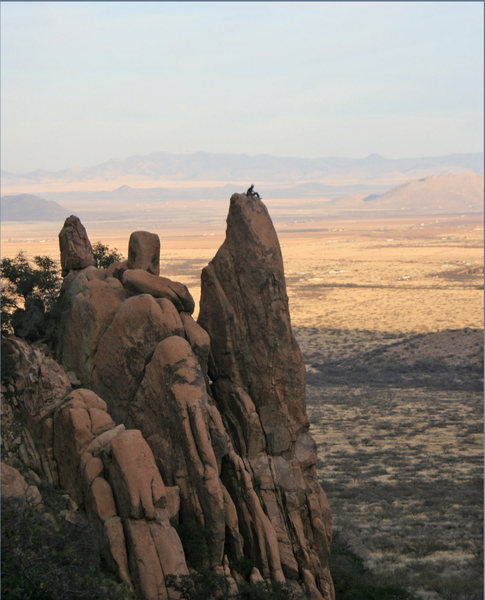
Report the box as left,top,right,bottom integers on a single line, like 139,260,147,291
2,212,483,599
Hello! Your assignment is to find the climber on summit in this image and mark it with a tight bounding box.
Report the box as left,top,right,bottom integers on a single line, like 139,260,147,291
246,184,261,199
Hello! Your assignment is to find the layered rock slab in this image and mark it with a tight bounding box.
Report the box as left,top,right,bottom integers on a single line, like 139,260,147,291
199,193,334,598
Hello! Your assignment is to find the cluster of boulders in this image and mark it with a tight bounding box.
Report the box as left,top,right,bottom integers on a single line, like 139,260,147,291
2,194,334,599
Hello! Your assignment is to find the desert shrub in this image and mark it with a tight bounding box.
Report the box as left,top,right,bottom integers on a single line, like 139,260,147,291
1,243,123,340
175,517,210,569
237,580,298,600
166,570,297,600
232,556,257,580
1,495,133,600
1,252,61,337
330,531,419,600
92,242,124,269
165,569,230,600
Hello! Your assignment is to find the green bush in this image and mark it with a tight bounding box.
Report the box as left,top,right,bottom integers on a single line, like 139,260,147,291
165,569,230,600
1,252,61,336
1,494,133,600
1,243,124,340
237,580,297,600
175,517,210,569
92,242,124,269
166,570,298,600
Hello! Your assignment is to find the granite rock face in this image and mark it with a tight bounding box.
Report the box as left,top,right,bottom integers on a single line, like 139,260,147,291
53,389,188,599
199,193,333,598
122,269,195,313
127,231,161,275
59,215,95,276
3,203,334,600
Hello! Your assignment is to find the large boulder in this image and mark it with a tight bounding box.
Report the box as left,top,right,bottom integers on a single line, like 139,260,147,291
1,462,42,506
1,337,73,486
52,388,189,595
131,335,226,566
59,215,95,276
127,231,160,275
91,294,184,419
57,272,127,386
122,269,195,314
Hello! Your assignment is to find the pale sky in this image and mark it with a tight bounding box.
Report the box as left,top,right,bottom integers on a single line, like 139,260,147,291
1,1,483,173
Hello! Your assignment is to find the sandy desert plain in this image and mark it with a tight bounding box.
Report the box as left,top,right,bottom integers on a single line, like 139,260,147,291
1,199,483,599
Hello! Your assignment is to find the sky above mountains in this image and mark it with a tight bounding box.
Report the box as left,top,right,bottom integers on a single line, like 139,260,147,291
1,2,483,173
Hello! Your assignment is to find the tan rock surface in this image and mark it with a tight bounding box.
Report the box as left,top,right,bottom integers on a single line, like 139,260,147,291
1,337,72,486
51,215,334,597
199,193,307,456
108,429,166,520
132,335,226,566
180,311,210,368
58,215,95,276
127,231,161,275
1,462,42,506
91,294,181,414
58,275,127,385
199,193,334,598
122,269,195,314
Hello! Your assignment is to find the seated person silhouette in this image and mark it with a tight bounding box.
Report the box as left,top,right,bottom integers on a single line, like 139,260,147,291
246,184,261,199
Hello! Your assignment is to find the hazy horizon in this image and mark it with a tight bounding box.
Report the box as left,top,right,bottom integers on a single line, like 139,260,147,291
1,148,484,178
1,2,483,174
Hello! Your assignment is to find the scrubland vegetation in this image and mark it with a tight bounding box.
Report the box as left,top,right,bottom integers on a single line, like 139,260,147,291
1,215,482,599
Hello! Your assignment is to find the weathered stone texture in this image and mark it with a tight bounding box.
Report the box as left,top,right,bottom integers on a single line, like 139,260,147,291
199,193,334,598
127,231,161,275
59,215,95,276
2,206,335,599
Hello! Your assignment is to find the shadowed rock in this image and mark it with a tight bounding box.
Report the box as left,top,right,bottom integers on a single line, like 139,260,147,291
1,462,42,506
199,193,334,598
42,205,335,598
127,231,161,275
123,269,195,314
199,193,307,456
53,388,189,596
59,215,95,276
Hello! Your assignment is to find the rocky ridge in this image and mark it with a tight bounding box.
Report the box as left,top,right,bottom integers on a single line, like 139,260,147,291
1,195,334,599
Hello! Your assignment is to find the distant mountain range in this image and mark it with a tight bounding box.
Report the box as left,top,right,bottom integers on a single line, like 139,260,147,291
2,172,482,223
1,194,70,221
2,151,483,191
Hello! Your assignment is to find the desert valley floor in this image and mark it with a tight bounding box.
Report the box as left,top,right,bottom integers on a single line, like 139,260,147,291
2,212,483,599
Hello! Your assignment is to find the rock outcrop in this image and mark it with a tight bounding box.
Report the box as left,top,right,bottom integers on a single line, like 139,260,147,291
1,462,42,506
3,194,334,599
199,193,333,598
59,215,95,276
127,231,161,275
53,389,189,600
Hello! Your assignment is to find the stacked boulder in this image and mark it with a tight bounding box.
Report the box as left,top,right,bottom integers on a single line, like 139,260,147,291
50,200,334,598
1,337,187,600
53,389,188,599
